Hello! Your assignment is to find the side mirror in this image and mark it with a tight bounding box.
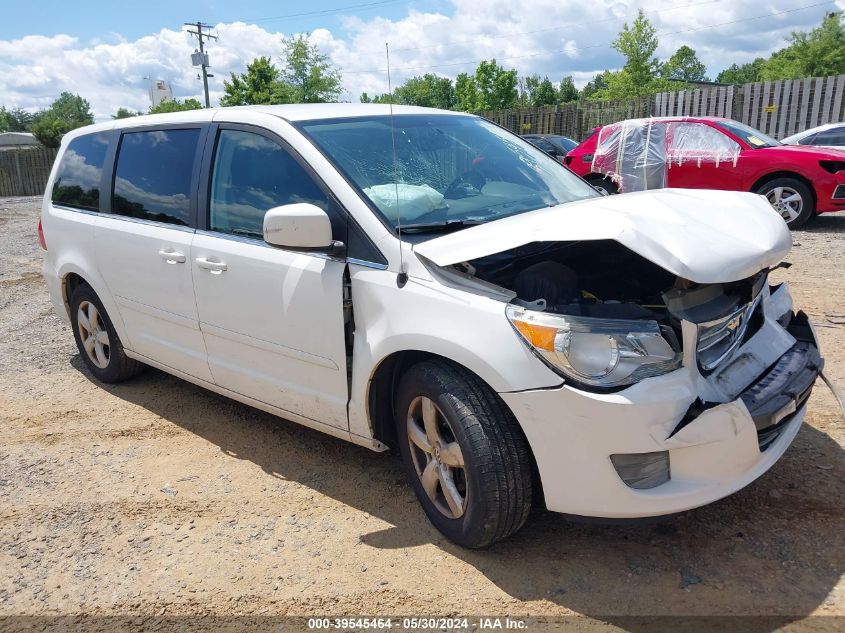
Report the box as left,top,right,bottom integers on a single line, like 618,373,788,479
263,203,334,250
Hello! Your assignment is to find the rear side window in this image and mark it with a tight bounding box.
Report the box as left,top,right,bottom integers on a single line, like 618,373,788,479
208,129,330,239
52,133,110,211
813,128,845,146
112,129,200,226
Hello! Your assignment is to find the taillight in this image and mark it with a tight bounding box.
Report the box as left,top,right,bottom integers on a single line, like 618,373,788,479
38,218,47,251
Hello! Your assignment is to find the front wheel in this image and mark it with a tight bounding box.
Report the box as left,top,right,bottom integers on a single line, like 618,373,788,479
395,360,533,548
755,177,814,229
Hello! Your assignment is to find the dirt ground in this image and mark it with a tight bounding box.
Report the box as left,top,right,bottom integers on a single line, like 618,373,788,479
0,196,842,628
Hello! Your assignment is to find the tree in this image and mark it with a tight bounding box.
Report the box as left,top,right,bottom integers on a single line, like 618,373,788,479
31,116,70,148
662,45,708,82
0,106,34,132
29,92,93,148
112,107,139,119
456,60,518,112
581,71,611,99
455,72,477,111
393,74,456,109
220,56,292,106
359,92,372,103
281,35,343,103
612,10,660,93
558,76,579,103
762,11,845,80
519,75,557,107
149,98,203,114
49,92,94,126
716,58,765,84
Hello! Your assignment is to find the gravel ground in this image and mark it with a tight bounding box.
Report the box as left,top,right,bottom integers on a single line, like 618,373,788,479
0,197,842,628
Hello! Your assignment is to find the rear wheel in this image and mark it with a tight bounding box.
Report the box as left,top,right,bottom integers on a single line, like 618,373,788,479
755,177,814,229
395,360,533,548
70,284,145,383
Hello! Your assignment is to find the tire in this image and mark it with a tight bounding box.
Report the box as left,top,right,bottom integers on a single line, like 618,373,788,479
587,176,618,195
755,177,814,229
395,359,533,548
69,284,145,383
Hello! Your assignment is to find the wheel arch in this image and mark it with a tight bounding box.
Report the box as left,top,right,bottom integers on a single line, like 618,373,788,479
366,349,543,503
750,171,817,208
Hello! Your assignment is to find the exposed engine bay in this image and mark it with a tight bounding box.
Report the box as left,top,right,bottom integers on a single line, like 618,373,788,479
454,239,766,328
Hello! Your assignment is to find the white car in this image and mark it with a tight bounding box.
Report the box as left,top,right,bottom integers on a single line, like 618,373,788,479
781,122,845,149
41,104,823,548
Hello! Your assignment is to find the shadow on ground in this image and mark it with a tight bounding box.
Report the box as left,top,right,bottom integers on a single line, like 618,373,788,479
74,356,844,630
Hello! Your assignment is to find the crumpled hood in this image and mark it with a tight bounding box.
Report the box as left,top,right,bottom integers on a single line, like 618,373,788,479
413,188,792,284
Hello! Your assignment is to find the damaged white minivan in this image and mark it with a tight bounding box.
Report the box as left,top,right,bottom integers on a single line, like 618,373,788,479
42,105,826,548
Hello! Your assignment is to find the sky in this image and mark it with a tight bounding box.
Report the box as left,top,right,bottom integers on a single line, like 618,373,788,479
2,0,844,120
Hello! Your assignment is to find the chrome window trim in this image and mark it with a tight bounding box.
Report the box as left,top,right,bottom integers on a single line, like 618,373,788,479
347,257,389,270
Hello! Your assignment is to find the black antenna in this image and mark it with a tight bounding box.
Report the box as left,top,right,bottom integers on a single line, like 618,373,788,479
386,42,408,288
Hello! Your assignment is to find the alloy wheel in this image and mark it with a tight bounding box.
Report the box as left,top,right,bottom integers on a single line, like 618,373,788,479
76,300,110,369
406,396,467,519
765,186,803,223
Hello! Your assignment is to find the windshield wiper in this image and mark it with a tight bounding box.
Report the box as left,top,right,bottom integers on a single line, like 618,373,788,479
397,219,485,234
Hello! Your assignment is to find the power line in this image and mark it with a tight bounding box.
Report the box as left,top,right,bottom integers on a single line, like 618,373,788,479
342,0,835,76
241,0,406,25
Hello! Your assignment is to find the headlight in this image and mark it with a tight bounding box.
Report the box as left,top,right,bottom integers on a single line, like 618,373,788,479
506,305,682,388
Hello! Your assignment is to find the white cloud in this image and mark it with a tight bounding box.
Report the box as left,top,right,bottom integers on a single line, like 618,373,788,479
2,0,843,119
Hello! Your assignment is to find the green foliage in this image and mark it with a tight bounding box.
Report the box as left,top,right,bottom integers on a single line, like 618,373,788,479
580,72,611,100
455,60,518,112
393,74,456,109
220,56,292,106
359,93,372,103
31,116,73,148
0,106,34,132
281,35,343,103
149,98,203,114
661,45,708,82
558,76,579,103
761,11,845,80
716,58,766,84
28,92,93,147
612,10,660,93
519,75,557,107
219,37,342,106
49,92,94,126
112,107,140,119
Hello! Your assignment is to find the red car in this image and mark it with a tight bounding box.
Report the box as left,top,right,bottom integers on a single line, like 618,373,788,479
565,116,845,228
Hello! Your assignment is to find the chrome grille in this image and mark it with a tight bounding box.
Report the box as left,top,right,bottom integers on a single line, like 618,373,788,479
696,293,761,372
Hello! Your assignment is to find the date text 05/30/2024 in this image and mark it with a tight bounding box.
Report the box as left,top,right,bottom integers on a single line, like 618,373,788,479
307,617,528,630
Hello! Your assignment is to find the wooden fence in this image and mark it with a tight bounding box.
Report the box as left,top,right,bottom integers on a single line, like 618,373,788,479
0,147,58,197
484,73,845,142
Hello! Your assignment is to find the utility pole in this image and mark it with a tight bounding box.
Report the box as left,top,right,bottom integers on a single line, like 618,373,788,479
184,21,217,108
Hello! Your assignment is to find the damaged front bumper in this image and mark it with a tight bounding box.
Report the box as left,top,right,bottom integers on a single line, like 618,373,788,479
500,285,822,519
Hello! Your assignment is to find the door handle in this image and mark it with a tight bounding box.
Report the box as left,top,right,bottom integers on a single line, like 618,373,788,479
158,248,186,264
195,256,228,274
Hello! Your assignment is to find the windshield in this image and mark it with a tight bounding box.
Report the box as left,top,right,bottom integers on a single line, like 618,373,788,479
297,114,598,233
715,120,781,148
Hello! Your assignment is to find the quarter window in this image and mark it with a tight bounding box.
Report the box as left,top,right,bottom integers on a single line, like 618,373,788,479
51,133,110,211
112,129,201,226
209,129,330,239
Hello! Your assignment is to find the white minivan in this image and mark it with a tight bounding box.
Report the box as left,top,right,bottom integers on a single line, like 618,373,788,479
41,104,823,548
